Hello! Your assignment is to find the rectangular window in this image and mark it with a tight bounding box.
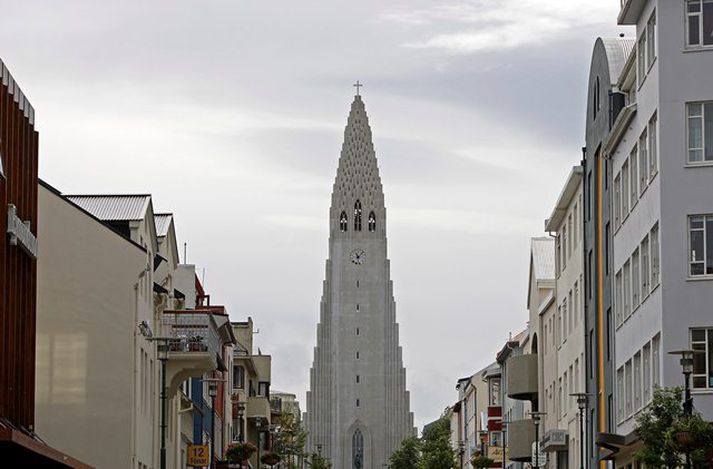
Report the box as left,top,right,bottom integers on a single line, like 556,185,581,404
643,342,651,403
634,352,642,411
258,381,270,397
638,132,648,196
356,375,360,383
356,351,360,359
574,202,579,246
614,174,621,228
647,11,657,65
630,145,639,205
625,359,633,417
687,0,713,47
638,32,647,85
574,284,579,327
615,269,623,326
622,159,630,218
605,223,611,273
233,365,245,389
563,300,568,342
632,249,640,309
568,291,574,335
649,113,657,176
563,371,568,416
641,236,650,299
651,224,660,286
691,328,713,389
652,334,661,388
356,399,360,407
563,225,568,270
556,234,562,276
687,102,713,163
617,366,625,422
623,260,631,320
557,306,562,345
568,214,573,257
689,215,713,276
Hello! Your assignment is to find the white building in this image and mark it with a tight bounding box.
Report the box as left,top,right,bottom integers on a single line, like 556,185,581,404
305,94,415,468
544,167,585,468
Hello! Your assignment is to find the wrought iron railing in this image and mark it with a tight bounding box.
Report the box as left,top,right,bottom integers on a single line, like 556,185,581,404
161,312,221,359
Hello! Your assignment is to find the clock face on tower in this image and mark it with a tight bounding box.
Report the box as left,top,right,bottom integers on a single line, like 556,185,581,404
350,249,366,265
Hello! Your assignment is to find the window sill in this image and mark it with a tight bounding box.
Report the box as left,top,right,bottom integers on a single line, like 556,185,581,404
686,275,713,282
685,161,713,168
692,389,713,395
683,45,713,54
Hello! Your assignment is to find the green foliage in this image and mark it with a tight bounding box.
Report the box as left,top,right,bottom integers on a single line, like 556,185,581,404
271,413,307,467
388,436,421,469
310,453,331,469
418,417,456,469
635,387,713,468
471,455,495,469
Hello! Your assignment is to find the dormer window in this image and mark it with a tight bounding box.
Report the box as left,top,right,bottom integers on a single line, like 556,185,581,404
340,211,348,232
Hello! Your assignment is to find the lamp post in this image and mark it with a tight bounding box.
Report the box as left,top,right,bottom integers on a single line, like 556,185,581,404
237,402,246,443
500,420,510,469
208,379,218,468
529,411,546,469
147,336,171,469
669,349,698,469
256,419,264,469
570,393,591,469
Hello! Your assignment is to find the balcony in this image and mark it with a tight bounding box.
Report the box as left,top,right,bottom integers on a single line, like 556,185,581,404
507,419,535,462
246,395,271,426
506,354,538,401
161,312,221,396
618,0,645,25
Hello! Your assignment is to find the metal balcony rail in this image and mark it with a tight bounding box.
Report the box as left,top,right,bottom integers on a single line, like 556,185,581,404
161,312,221,359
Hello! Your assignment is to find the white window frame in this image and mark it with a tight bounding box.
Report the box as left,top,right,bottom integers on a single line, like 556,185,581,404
641,236,650,299
632,248,640,309
651,223,660,287
649,113,658,177
643,342,652,404
622,159,630,219
688,214,713,277
686,0,713,48
615,269,623,327
691,328,713,389
614,173,622,229
687,102,713,164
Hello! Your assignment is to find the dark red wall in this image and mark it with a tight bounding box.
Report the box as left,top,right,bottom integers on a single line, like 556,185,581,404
0,61,39,430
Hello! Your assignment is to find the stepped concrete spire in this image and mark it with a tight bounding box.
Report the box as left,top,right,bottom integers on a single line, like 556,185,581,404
305,94,415,469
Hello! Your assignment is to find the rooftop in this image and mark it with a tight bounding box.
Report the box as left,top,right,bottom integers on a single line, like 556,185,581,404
65,194,151,221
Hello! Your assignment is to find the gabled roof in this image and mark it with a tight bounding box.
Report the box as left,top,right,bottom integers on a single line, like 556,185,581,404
65,195,151,221
154,213,173,237
531,237,555,281
544,166,583,232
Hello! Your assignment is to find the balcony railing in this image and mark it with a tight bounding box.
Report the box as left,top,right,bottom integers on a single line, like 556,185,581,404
161,312,221,359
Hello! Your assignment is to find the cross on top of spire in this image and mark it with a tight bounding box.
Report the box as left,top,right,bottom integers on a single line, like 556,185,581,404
353,80,363,96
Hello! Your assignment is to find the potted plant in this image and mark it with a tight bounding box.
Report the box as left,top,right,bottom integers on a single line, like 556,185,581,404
471,454,495,469
226,442,257,465
260,451,281,467
188,335,205,351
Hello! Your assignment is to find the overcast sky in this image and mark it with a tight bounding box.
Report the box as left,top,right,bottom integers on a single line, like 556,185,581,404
1,1,629,430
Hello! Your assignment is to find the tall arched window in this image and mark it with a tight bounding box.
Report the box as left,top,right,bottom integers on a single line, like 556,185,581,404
368,211,376,232
352,429,364,469
340,211,348,232
354,200,362,231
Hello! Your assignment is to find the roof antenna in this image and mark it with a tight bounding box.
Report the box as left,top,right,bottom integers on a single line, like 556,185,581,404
183,242,187,264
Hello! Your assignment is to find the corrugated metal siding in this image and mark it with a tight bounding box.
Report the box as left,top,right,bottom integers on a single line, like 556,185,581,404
154,213,172,237
66,195,150,221
531,237,555,281
602,37,636,83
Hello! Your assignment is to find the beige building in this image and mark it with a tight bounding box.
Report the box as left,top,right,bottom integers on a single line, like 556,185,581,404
544,167,585,468
231,318,272,467
35,182,233,469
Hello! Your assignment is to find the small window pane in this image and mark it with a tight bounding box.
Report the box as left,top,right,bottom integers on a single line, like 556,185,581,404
690,0,702,13
690,16,701,46
694,376,706,388
690,103,703,116
706,104,713,161
693,342,706,373
707,217,713,274
691,230,704,262
704,2,713,45
693,329,706,341
691,216,705,229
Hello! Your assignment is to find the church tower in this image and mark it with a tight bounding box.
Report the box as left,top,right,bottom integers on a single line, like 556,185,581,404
305,92,415,469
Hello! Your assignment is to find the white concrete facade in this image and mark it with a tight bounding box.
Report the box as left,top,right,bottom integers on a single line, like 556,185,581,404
305,95,414,469
545,168,585,468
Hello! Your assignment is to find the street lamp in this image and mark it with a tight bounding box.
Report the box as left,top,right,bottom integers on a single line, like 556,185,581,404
148,336,171,469
669,349,701,469
528,411,546,469
500,420,511,469
256,419,264,469
570,393,592,469
208,379,218,468
237,402,246,443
